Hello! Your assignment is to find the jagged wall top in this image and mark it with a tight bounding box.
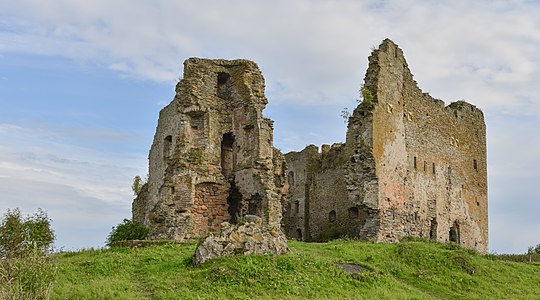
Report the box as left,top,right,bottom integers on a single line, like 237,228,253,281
360,39,484,119
174,58,269,113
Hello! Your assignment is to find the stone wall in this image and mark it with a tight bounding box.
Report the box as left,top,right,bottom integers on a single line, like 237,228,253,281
134,39,488,253
133,58,287,241
283,39,488,253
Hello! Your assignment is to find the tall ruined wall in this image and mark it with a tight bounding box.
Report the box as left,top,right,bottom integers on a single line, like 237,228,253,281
284,39,488,253
133,58,287,240
363,40,488,252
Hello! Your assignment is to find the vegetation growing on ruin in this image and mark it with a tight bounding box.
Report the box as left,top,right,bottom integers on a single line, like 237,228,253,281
50,240,540,299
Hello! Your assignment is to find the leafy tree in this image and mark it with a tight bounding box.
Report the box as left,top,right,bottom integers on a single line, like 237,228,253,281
0,208,55,258
528,243,540,254
107,219,149,246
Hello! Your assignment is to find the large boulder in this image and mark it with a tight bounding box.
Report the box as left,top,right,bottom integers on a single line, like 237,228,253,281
192,215,289,266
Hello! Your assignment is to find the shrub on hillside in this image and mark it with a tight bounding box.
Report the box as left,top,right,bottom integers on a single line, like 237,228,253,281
0,208,55,259
107,219,149,246
0,208,57,299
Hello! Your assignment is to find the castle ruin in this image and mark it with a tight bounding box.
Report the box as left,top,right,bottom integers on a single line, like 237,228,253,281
132,58,288,240
133,39,488,253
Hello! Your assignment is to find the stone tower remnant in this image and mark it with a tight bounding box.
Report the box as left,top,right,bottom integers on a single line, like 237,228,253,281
134,39,488,253
283,39,488,253
132,58,287,241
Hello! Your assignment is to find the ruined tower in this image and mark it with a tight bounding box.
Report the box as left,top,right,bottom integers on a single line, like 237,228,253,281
284,39,488,253
133,58,287,240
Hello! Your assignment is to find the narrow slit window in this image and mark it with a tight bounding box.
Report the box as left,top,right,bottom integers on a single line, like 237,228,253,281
473,159,478,171
432,162,436,174
164,135,173,159
413,156,417,169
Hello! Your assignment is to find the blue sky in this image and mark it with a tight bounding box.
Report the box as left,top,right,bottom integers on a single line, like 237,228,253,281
1,0,539,253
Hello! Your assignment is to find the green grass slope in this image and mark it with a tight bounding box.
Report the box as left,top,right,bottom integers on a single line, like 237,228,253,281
52,240,540,299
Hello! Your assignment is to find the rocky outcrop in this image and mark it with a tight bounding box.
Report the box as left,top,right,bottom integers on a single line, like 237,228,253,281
192,215,289,266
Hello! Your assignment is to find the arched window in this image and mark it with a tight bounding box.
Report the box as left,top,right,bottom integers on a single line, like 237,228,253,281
449,221,460,243
329,210,337,222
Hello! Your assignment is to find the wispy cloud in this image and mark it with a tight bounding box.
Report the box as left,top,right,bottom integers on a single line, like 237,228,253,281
2,1,538,114
0,123,146,249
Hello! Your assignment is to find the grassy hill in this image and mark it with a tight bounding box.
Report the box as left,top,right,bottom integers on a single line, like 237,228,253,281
51,240,540,299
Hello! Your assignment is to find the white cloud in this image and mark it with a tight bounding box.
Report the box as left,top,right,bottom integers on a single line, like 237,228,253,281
0,123,144,204
0,123,147,249
2,0,537,114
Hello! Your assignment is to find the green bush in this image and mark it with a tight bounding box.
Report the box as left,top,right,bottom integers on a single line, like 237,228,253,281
0,208,57,299
107,219,149,246
0,208,55,259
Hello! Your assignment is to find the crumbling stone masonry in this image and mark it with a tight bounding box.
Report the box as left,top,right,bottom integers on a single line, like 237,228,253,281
283,39,488,253
133,39,488,253
132,58,288,240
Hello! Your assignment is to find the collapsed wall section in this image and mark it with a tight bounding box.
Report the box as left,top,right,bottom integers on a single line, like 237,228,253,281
133,58,287,240
284,142,378,241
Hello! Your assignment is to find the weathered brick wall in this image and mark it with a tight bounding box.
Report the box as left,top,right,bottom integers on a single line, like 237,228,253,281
134,58,287,241
285,143,373,241
363,40,488,252
284,39,488,252
135,40,488,252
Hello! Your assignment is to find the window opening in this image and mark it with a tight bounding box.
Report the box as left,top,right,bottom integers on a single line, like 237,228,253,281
329,210,337,222
221,132,235,178
449,222,460,243
348,207,359,219
473,159,478,171
217,72,232,99
413,156,417,169
296,229,303,240
163,135,173,159
430,219,437,241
